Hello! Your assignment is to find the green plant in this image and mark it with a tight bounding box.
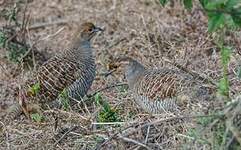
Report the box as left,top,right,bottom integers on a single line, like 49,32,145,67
159,0,241,100
159,0,168,6
0,1,31,64
59,89,70,111
95,93,121,123
183,0,193,10
0,29,28,63
31,113,44,123
238,67,241,79
0,1,19,25
75,135,105,149
0,31,7,47
218,46,231,98
186,128,209,145
161,0,241,28
28,82,40,96
159,0,241,148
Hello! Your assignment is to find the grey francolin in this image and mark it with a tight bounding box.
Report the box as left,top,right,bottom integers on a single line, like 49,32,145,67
116,57,207,114
6,22,103,120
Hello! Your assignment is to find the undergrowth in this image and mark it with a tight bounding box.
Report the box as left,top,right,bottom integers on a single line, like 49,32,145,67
95,93,122,123
160,0,241,149
0,0,33,65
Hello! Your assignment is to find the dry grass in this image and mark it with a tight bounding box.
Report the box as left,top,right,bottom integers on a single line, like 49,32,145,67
0,0,241,149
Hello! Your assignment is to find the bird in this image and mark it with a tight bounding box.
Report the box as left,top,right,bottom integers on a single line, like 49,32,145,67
116,56,206,114
5,22,103,120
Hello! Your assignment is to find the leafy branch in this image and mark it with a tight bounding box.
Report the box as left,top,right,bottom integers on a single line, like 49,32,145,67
159,0,241,148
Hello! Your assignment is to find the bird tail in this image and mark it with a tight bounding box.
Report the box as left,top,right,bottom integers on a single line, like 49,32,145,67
4,102,23,122
177,84,215,106
194,85,215,101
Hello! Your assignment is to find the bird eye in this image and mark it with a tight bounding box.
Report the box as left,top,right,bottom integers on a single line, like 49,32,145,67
88,28,93,32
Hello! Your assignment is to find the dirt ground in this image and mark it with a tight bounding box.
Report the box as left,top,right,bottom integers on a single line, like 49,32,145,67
0,0,241,149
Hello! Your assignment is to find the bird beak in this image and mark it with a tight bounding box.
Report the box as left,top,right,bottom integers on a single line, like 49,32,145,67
94,27,104,32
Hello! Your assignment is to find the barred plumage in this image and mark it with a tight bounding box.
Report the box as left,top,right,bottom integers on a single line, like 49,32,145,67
117,57,198,114
6,22,103,119
5,103,22,121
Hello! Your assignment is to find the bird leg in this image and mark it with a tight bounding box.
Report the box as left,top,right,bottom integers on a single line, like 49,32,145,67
19,91,43,120
26,104,43,119
19,91,31,119
21,103,43,120
176,94,190,108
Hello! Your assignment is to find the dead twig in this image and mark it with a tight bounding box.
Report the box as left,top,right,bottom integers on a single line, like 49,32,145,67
91,122,126,125
98,114,224,149
123,114,224,138
87,83,128,97
0,63,10,78
19,27,65,62
97,69,117,77
144,125,150,144
0,0,5,5
28,19,70,30
107,38,127,49
44,109,89,121
53,126,78,147
117,135,152,150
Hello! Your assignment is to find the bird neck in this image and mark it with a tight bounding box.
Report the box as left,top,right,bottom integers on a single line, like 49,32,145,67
72,39,91,50
63,40,94,63
126,60,146,89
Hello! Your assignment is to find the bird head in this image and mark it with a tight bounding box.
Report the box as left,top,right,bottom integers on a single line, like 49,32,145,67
77,22,103,41
115,56,146,84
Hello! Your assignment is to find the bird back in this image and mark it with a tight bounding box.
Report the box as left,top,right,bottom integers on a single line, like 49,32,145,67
131,68,195,114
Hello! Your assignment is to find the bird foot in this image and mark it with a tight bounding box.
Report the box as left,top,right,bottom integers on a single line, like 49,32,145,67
176,94,190,108
23,104,44,121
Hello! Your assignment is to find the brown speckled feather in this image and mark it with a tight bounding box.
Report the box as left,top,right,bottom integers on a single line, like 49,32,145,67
23,55,81,104
120,57,197,114
135,69,191,101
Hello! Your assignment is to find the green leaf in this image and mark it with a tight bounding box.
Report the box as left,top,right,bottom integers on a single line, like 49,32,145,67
95,92,102,104
221,46,231,65
59,89,70,110
60,97,70,110
199,0,209,9
28,82,40,96
206,0,226,10
238,67,241,79
183,0,193,10
95,93,121,123
232,14,241,27
208,13,225,32
159,0,168,7
197,115,214,126
0,31,6,48
31,113,44,122
226,0,240,9
218,77,229,96
32,82,40,94
95,93,111,112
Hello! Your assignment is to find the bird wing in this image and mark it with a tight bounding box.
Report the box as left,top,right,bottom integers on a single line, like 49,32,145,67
134,69,192,101
30,55,82,102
